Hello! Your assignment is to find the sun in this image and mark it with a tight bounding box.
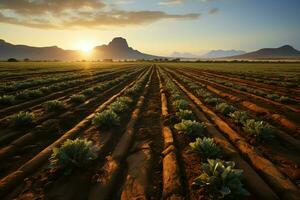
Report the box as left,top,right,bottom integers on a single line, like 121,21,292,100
77,41,94,53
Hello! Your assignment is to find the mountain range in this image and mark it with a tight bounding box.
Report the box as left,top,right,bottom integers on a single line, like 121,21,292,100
0,37,160,61
201,50,246,58
225,45,300,60
1,38,300,61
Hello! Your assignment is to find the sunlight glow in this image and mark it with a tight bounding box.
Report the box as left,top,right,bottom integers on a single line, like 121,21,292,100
77,41,94,53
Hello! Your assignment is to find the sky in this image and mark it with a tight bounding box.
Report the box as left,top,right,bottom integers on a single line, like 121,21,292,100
0,0,300,56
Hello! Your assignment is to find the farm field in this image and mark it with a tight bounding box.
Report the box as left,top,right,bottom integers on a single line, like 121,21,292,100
0,62,299,200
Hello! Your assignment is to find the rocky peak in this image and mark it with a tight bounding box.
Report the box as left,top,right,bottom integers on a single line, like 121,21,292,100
108,37,129,49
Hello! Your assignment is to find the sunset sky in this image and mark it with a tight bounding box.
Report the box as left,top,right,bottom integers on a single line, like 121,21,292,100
0,0,299,56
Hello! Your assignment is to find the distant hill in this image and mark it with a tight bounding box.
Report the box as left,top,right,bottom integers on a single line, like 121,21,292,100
0,37,161,61
93,37,160,60
201,50,246,59
226,45,300,60
0,39,79,60
170,52,199,58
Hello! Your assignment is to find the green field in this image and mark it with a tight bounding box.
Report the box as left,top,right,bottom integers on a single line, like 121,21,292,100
0,62,299,200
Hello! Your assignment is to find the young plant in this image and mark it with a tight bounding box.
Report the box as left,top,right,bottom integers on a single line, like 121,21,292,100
174,120,206,139
92,109,120,129
216,103,236,116
229,111,249,125
266,93,280,100
49,139,97,175
44,100,65,113
173,99,189,110
193,159,249,199
116,96,134,106
277,96,291,103
189,137,221,159
0,95,16,106
70,94,86,104
27,89,43,98
124,85,141,97
108,100,130,113
204,97,222,106
176,109,196,120
10,111,35,127
94,84,106,92
242,119,275,141
171,93,182,100
83,88,94,96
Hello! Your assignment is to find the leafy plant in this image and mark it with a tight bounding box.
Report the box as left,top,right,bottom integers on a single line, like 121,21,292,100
10,111,35,127
176,109,195,120
116,96,134,106
171,93,182,100
195,89,212,98
83,88,94,96
40,86,51,93
0,95,16,106
94,84,106,92
27,89,43,98
44,100,65,112
266,93,279,100
242,119,275,141
174,120,206,139
70,94,86,104
277,96,291,103
124,85,141,97
204,97,222,106
216,103,236,116
173,99,189,110
49,139,97,175
108,100,130,113
193,159,249,199
190,137,221,159
229,111,249,125
92,109,120,129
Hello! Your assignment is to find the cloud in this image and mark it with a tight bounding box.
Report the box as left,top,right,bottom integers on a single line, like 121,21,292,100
0,0,200,29
209,8,219,14
0,0,106,15
159,0,185,5
63,11,200,28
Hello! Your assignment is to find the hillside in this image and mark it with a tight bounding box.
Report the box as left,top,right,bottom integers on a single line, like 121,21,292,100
226,45,300,60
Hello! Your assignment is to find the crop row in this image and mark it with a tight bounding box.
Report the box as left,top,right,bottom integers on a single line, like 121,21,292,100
0,70,89,93
2,69,141,131
204,74,294,103
158,68,250,199
175,69,300,131
198,69,300,95
210,70,300,87
172,71,279,141
0,68,144,180
0,68,134,108
50,68,152,174
171,69,300,148
0,66,152,197
165,68,300,199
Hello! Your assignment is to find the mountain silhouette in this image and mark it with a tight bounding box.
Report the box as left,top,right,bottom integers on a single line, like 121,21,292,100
201,49,246,58
0,39,78,60
226,45,300,60
93,37,160,60
0,37,161,60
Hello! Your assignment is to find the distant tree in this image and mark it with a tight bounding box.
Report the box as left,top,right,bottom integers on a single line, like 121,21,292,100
7,58,18,62
24,58,30,62
103,59,113,62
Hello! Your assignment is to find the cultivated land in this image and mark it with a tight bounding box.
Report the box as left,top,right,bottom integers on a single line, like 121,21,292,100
0,62,299,200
